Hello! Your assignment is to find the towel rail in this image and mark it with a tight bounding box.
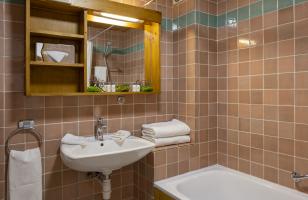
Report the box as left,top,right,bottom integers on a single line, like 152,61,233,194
5,120,42,154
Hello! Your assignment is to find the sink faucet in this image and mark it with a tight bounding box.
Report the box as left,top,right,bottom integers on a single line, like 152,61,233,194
291,171,308,182
95,117,107,141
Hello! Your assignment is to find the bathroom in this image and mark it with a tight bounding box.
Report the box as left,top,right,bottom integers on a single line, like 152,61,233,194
1,0,308,199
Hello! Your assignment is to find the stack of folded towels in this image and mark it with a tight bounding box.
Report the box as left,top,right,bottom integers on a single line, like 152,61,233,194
142,119,191,147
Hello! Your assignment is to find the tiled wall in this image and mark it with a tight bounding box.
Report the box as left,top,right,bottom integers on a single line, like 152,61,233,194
217,0,308,192
0,0,175,199
2,0,308,199
134,0,219,199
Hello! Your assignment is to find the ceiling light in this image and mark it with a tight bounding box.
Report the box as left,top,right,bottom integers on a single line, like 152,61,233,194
100,12,143,23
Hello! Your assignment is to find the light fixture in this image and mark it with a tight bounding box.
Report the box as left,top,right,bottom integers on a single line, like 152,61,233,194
89,15,129,27
238,39,256,47
100,12,144,23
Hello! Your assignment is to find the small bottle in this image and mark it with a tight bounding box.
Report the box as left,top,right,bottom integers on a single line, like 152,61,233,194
111,83,116,92
104,83,111,92
135,84,140,92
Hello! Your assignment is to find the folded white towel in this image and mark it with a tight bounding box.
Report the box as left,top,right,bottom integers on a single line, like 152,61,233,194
9,148,42,200
62,131,130,146
142,135,190,147
43,50,68,63
61,133,95,146
105,130,131,145
142,119,190,138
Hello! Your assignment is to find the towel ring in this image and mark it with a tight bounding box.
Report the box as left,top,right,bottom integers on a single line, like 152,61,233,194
5,120,42,155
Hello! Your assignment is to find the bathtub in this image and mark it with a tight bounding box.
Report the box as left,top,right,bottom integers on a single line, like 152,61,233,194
154,165,308,200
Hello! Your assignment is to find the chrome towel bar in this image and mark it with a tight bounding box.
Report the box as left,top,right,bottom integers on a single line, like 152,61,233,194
5,120,42,154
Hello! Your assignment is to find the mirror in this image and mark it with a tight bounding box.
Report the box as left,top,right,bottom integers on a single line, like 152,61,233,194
84,5,161,94
88,24,145,86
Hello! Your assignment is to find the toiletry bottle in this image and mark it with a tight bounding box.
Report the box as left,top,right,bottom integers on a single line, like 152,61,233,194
132,83,136,92
111,83,116,92
104,82,111,92
136,84,140,92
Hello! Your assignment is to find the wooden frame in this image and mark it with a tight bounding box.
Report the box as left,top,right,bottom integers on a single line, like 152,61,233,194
154,188,175,200
25,0,161,96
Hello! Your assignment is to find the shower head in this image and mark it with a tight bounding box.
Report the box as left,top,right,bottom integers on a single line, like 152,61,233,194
104,42,112,57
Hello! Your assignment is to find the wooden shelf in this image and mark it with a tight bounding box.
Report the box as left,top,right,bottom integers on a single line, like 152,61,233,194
30,61,84,68
30,30,84,40
28,91,157,96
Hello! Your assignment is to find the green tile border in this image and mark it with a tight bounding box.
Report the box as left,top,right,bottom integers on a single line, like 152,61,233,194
2,0,24,4
94,43,144,55
218,0,308,27
3,0,308,30
170,0,308,29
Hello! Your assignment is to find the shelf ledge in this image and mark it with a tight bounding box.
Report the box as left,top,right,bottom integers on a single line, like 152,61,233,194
30,30,84,40
30,61,84,68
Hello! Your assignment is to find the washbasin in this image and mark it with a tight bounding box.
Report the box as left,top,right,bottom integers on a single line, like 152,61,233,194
60,136,154,173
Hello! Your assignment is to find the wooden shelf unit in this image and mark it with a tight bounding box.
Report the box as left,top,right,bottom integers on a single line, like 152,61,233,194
25,0,162,96
25,0,87,95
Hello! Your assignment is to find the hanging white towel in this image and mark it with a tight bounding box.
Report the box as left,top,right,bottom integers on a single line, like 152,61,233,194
87,41,93,87
9,148,42,200
142,135,191,147
94,66,108,82
142,119,190,138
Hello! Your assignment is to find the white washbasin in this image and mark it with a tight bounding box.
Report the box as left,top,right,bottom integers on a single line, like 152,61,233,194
60,136,154,173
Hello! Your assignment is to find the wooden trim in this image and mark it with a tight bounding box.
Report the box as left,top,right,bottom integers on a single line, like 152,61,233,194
25,0,31,95
72,0,162,23
30,30,84,40
154,188,175,200
82,10,88,92
28,91,158,96
144,22,160,93
30,61,84,68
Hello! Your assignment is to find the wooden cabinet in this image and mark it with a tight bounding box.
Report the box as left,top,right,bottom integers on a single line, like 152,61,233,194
25,0,161,96
26,0,87,96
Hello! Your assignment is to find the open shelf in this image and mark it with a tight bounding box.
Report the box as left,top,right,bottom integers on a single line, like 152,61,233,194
28,91,157,96
30,61,84,68
26,0,87,95
30,30,84,40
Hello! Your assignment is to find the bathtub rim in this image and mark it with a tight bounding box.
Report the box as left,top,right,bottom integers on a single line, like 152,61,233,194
154,164,308,200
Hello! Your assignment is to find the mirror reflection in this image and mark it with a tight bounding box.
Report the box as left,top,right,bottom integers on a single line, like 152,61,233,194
88,24,145,91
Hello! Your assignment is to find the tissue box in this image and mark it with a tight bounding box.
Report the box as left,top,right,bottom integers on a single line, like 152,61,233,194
39,43,75,63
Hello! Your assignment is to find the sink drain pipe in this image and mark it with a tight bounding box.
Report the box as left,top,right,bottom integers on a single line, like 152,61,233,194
88,171,112,200
102,172,111,200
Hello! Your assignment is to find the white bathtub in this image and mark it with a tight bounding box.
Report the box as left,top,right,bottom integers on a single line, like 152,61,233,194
154,165,308,200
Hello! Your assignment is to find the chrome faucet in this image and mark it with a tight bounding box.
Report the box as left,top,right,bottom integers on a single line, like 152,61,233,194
291,171,308,182
95,117,107,141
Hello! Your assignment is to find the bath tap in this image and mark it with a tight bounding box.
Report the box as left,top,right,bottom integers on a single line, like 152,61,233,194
95,117,107,141
291,171,308,182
